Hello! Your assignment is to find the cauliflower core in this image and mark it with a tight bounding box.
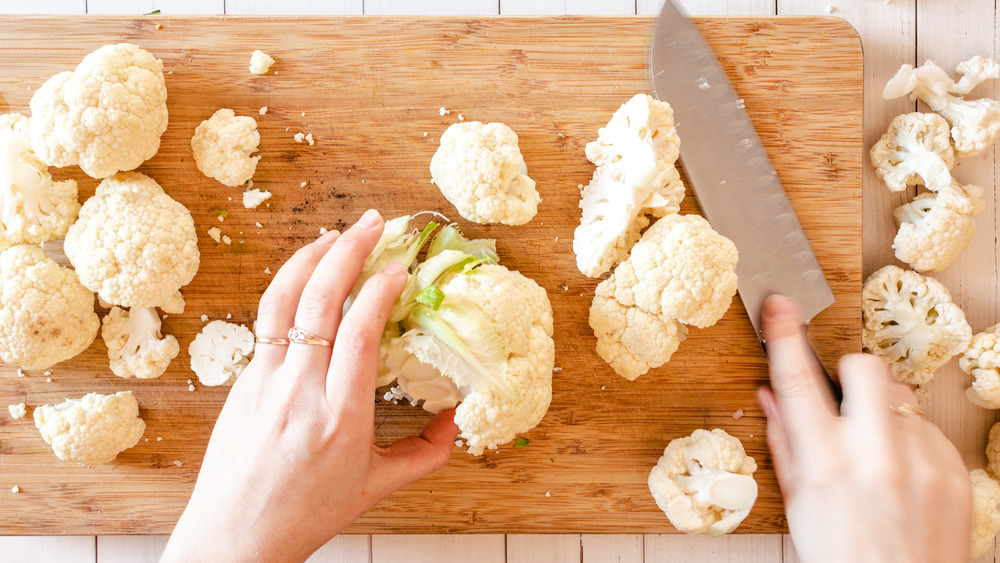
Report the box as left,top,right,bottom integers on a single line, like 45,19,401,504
0,244,99,370
892,182,984,273
33,391,145,465
574,93,685,278
869,112,955,192
590,214,737,380
648,428,758,536
961,323,1000,409
192,109,261,187
64,172,200,308
0,113,80,250
29,43,168,179
429,122,539,226
102,306,179,380
248,50,275,75
189,320,255,386
970,469,1000,558
862,265,971,384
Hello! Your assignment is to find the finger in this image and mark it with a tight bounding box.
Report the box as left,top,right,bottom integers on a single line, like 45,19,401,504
838,353,894,428
758,387,796,500
326,262,406,412
371,409,459,496
285,210,385,375
253,230,340,366
762,295,837,451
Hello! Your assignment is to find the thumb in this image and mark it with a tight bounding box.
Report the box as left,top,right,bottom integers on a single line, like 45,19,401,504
372,409,459,495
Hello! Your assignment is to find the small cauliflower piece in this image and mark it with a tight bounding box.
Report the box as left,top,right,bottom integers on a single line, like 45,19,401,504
189,320,255,386
159,290,185,315
575,94,685,278
892,182,984,272
970,469,1000,558
64,172,199,309
0,113,80,250
884,56,1000,158
429,121,539,226
590,214,737,380
29,43,168,179
242,188,272,209
869,112,955,192
0,244,99,370
862,265,971,384
8,403,26,419
648,428,758,536
101,306,179,380
248,50,275,75
961,323,1000,409
33,391,145,465
191,109,261,187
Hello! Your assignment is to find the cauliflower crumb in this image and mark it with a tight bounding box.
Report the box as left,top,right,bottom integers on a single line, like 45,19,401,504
824,4,835,13
46,377,52,383
294,132,305,143
248,50,274,75
305,133,314,146
188,384,195,392
200,314,209,322
8,403,26,419
173,460,183,467
156,436,163,441
458,114,465,121
243,188,272,209
319,227,328,235
226,313,232,320
455,440,463,447
222,235,232,245
207,227,222,243
258,106,268,116
154,23,162,30
264,267,272,275
601,385,606,390
423,132,428,137
11,486,19,493
16,369,24,377
545,491,551,497
256,222,264,228
439,107,450,116
553,367,563,372
733,409,744,420
300,181,308,188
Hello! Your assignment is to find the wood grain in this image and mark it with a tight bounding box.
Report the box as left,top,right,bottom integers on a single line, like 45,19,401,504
0,15,861,535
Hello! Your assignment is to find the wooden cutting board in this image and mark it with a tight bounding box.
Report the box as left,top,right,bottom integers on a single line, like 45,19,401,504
0,15,861,535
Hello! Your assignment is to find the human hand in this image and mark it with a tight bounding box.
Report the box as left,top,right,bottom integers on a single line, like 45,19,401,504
757,295,971,563
162,210,459,563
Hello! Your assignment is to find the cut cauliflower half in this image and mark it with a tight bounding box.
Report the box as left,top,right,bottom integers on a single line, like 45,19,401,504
862,265,971,384
429,121,539,226
0,113,80,250
33,391,145,466
869,112,955,192
574,93,685,278
970,469,1000,559
192,109,261,187
64,172,200,308
648,428,758,536
101,306,179,380
961,323,1000,409
189,320,255,386
0,244,99,370
248,50,275,75
590,214,736,380
29,43,168,179
884,56,1000,158
892,182,984,272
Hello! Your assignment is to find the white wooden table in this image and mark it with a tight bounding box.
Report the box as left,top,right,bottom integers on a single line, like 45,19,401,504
1,0,998,561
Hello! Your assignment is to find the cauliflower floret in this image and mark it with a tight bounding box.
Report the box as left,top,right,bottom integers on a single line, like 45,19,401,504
159,290,185,315
248,50,275,75
869,112,955,192
28,43,167,179
101,306,179,379
862,265,972,384
970,469,1000,558
883,56,1000,158
33,391,145,465
0,244,99,370
961,323,1000,409
590,214,737,380
0,113,80,250
191,109,261,187
892,182,984,272
648,428,758,536
429,121,539,226
189,320,255,386
574,94,685,278
243,188,272,209
64,172,200,308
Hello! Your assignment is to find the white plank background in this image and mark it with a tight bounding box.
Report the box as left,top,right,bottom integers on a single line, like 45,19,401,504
1,0,998,561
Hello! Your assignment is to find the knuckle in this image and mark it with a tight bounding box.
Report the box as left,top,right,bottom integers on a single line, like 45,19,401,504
296,288,340,324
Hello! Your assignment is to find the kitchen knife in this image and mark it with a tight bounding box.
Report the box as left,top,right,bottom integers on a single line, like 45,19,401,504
650,2,838,380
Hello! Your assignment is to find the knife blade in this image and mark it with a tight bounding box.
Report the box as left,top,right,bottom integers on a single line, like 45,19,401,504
649,0,836,345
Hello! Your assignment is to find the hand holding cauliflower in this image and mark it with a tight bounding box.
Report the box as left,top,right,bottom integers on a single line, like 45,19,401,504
34,391,145,465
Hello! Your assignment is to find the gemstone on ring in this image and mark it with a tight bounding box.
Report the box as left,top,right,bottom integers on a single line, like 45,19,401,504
287,326,334,347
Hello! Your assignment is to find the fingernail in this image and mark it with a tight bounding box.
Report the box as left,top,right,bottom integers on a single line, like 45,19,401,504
317,229,339,243
757,388,773,417
763,295,792,321
383,262,405,276
359,209,381,228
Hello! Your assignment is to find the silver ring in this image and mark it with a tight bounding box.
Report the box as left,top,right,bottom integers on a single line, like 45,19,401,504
287,326,334,347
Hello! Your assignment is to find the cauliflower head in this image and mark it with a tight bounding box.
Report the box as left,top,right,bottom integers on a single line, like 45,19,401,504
429,121,539,226
574,93,685,278
0,244,99,370
64,172,200,308
101,306,179,379
191,109,261,187
33,391,145,465
0,113,80,250
970,469,1000,558
648,428,758,536
862,265,971,384
869,112,955,192
28,43,168,179
189,320,255,386
961,323,1000,409
892,182,984,272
